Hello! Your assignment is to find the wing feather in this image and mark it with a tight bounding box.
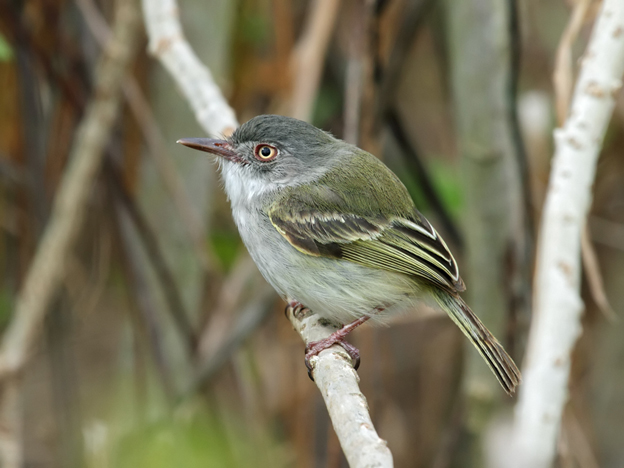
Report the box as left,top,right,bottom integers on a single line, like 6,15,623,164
269,207,464,293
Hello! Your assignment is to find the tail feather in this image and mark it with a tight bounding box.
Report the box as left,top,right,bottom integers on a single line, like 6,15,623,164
433,290,521,396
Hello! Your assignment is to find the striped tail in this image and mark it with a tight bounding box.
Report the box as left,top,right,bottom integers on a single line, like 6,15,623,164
432,290,521,396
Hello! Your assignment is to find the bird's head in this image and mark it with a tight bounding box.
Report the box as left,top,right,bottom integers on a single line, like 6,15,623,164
178,115,346,196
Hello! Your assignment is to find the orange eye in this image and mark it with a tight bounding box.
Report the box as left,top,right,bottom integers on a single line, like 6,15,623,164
254,144,278,161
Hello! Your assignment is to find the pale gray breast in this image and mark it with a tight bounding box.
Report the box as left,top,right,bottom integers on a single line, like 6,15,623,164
231,202,294,297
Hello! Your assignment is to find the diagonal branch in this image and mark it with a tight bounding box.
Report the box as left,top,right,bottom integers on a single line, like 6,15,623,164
180,283,276,401
141,0,238,136
287,305,394,468
386,108,463,248
551,0,614,322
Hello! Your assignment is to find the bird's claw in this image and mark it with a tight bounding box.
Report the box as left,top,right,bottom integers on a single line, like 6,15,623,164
285,300,309,319
304,337,361,381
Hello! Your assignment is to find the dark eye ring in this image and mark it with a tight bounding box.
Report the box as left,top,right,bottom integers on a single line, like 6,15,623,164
254,144,278,162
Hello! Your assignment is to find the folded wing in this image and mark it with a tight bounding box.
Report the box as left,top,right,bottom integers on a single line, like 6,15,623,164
269,206,465,294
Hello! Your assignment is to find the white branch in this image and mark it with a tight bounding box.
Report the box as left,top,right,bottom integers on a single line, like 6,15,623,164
287,306,394,468
509,2,624,467
142,1,393,465
141,0,238,136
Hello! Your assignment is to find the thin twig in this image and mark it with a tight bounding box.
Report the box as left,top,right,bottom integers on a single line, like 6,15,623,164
375,0,435,127
589,215,624,251
553,0,592,125
343,47,364,145
563,408,600,468
196,254,258,358
581,225,616,321
507,0,535,237
342,0,367,145
113,195,176,402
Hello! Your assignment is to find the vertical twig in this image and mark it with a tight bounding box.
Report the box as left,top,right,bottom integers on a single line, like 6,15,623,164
510,2,624,467
342,0,368,145
445,0,529,464
553,0,592,125
551,0,614,321
506,0,535,358
180,284,275,400
375,0,435,127
386,108,463,247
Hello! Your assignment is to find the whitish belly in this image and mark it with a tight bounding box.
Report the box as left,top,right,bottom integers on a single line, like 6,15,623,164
237,209,420,324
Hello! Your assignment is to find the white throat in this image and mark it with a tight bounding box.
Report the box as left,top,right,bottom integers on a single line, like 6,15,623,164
220,161,279,210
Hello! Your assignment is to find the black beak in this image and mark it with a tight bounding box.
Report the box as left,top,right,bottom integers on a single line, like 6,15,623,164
177,138,243,164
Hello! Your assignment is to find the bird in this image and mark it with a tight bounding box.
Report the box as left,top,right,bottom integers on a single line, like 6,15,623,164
178,114,521,395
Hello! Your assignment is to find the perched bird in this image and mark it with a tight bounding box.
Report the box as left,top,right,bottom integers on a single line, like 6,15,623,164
178,114,521,395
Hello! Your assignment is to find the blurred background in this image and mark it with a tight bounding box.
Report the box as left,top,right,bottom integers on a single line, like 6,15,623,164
1,0,623,467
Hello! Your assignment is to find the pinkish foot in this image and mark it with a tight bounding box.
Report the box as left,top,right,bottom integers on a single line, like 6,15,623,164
304,316,371,380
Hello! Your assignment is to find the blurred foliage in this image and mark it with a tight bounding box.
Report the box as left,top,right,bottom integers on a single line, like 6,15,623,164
312,82,343,129
113,413,262,468
0,288,12,329
0,33,12,62
209,231,242,272
239,7,272,46
429,159,463,217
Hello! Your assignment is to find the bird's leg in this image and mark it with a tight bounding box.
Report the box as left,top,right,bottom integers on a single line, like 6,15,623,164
305,314,374,375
